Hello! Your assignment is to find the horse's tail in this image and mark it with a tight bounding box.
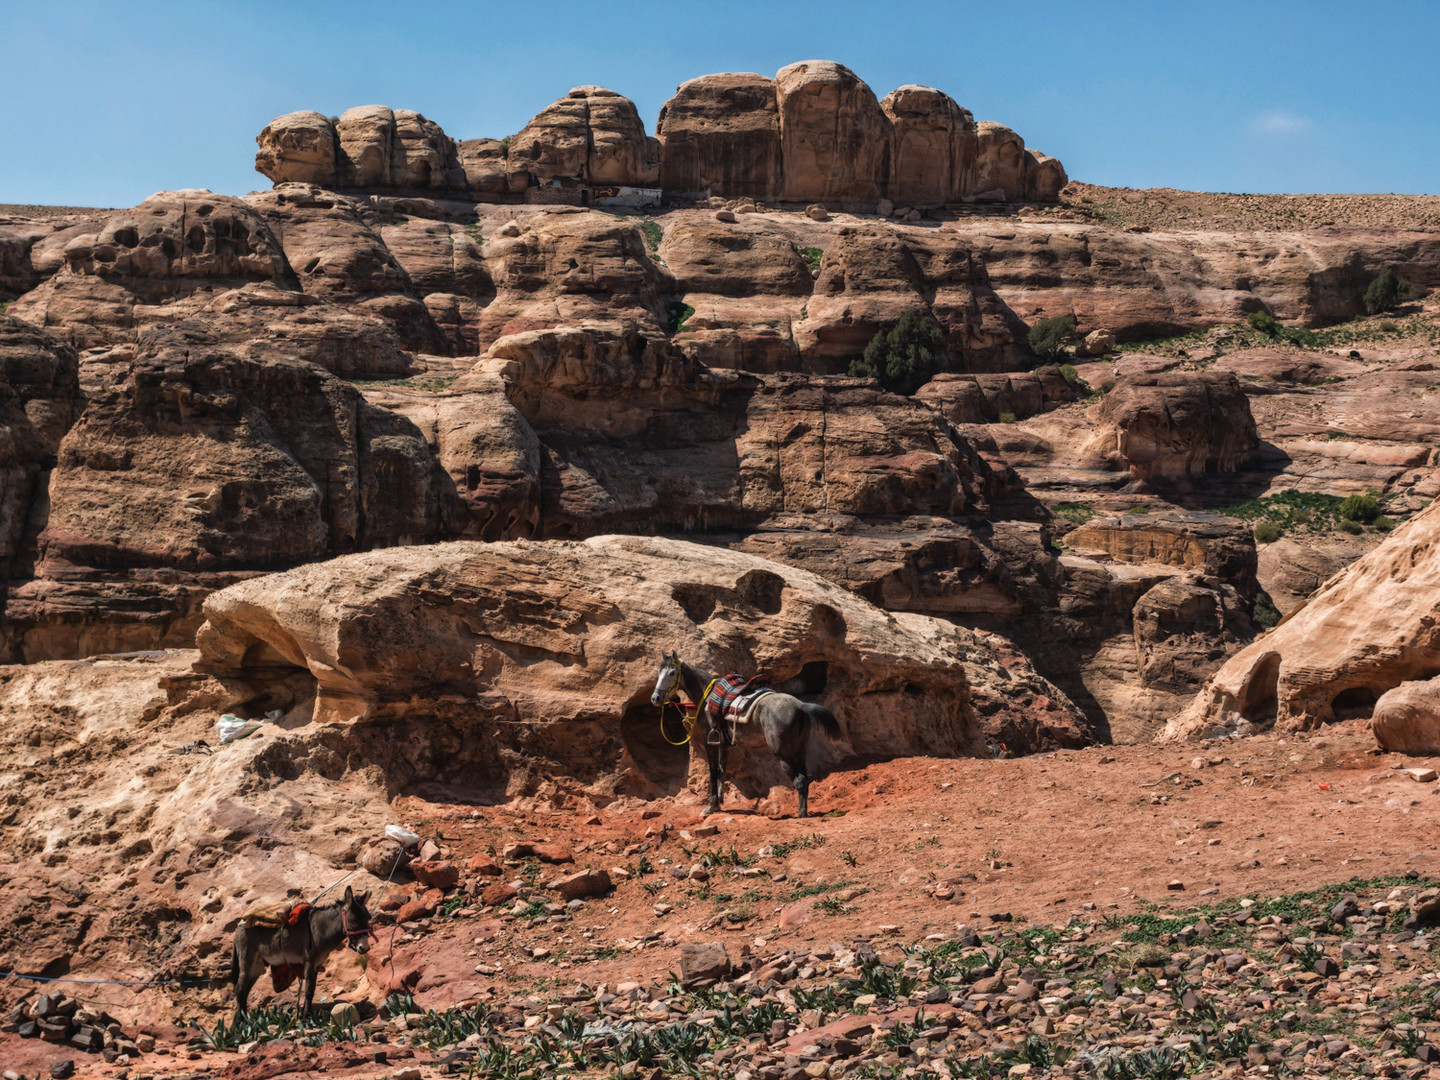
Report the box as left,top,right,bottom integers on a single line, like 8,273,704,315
801,702,842,742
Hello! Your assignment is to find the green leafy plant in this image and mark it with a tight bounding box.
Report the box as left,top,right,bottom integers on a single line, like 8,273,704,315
1028,314,1076,360
798,246,824,274
1052,501,1094,527
997,411,1017,423
1253,589,1281,629
640,218,663,252
849,311,948,395
1364,267,1412,314
1100,378,1116,394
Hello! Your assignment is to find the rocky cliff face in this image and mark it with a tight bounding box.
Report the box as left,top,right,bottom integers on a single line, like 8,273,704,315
253,61,1068,207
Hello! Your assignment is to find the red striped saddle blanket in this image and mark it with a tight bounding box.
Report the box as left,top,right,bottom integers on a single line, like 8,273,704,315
703,673,773,725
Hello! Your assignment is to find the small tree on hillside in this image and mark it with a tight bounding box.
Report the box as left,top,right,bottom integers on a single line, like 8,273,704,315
850,311,947,395
1028,314,1076,361
1363,267,1412,315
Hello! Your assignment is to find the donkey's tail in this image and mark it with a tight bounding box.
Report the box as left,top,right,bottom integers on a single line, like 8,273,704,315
802,702,842,742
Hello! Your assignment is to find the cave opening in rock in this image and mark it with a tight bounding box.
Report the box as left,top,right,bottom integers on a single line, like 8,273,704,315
1331,685,1378,721
619,696,690,796
1239,651,1280,727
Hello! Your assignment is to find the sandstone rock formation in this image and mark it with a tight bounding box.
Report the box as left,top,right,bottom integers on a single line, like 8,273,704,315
0,317,79,615
657,73,783,198
1372,676,1440,754
882,86,976,208
3,329,447,662
774,61,890,205
193,535,1081,785
255,62,1068,206
1163,500,1440,739
1088,370,1259,480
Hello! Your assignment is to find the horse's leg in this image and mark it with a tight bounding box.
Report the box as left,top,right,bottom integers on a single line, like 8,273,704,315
703,716,723,816
794,770,810,818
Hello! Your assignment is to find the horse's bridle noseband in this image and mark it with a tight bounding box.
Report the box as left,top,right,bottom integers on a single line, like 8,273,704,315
341,908,375,950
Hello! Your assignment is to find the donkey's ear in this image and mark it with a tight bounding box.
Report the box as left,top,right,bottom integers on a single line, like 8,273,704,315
357,889,371,905
344,885,354,901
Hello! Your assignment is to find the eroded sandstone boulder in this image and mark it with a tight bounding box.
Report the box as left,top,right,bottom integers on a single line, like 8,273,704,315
1372,677,1440,754
194,536,991,796
507,87,659,189
973,123,1028,202
881,86,975,208
1163,500,1440,739
657,73,783,198
255,110,338,186
1089,370,1259,480
775,61,890,205
56,191,289,302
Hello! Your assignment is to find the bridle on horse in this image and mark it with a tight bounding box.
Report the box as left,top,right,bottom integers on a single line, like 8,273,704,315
340,907,375,951
657,658,720,747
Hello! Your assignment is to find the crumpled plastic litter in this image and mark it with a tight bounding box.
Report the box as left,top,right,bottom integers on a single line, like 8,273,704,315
216,713,264,743
385,824,422,848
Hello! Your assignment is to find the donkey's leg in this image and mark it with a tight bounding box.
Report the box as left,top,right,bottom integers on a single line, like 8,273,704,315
794,770,810,818
301,957,318,1018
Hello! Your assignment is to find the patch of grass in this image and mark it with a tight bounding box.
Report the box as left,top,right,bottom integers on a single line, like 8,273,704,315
785,879,853,902
769,833,827,858
797,245,824,274
640,218,663,252
1216,489,1391,536
997,410,1017,423
1051,501,1095,528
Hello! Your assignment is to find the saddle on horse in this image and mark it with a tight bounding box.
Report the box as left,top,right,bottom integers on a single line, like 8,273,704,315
703,674,773,727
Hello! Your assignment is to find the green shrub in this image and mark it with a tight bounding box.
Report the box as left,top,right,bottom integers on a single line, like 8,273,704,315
1099,378,1116,394
1338,493,1381,523
1028,315,1076,361
997,411,1017,423
1363,267,1412,315
667,301,695,334
1339,518,1364,534
1246,310,1278,335
1377,319,1398,333
798,246,824,274
1253,521,1283,543
640,219,663,252
1058,363,1089,393
1373,515,1397,532
1253,590,1281,629
849,311,947,395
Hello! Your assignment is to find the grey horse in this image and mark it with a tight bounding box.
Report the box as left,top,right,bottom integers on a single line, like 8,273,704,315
651,652,841,817
229,886,372,1021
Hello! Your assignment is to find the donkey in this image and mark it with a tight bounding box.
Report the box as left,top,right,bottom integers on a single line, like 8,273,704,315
229,885,372,1021
651,652,842,818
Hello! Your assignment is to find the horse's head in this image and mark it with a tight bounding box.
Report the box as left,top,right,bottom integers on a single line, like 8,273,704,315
651,651,680,706
340,885,372,954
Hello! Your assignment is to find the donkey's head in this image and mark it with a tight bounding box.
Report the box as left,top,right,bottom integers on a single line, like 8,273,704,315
340,885,372,953
651,651,680,706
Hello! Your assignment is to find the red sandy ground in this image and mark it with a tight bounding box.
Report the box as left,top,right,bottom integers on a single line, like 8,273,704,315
7,716,1435,1078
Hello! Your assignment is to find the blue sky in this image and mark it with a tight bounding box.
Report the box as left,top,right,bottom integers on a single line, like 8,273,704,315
3,0,1437,207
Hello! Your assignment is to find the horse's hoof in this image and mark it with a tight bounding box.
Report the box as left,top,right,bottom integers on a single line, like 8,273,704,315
701,804,719,818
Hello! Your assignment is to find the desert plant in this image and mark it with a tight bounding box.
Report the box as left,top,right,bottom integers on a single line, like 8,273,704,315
1028,314,1076,360
1339,518,1364,535
1373,515,1397,531
1253,589,1281,629
1253,521,1283,543
1100,378,1116,394
1338,493,1381,523
850,311,948,395
1246,310,1278,335
1364,267,1412,315
997,411,1017,423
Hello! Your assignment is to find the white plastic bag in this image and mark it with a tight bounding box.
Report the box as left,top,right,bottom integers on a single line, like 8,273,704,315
216,713,263,743
385,824,422,849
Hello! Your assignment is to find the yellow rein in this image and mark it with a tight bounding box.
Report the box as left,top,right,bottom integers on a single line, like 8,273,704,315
658,665,719,746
